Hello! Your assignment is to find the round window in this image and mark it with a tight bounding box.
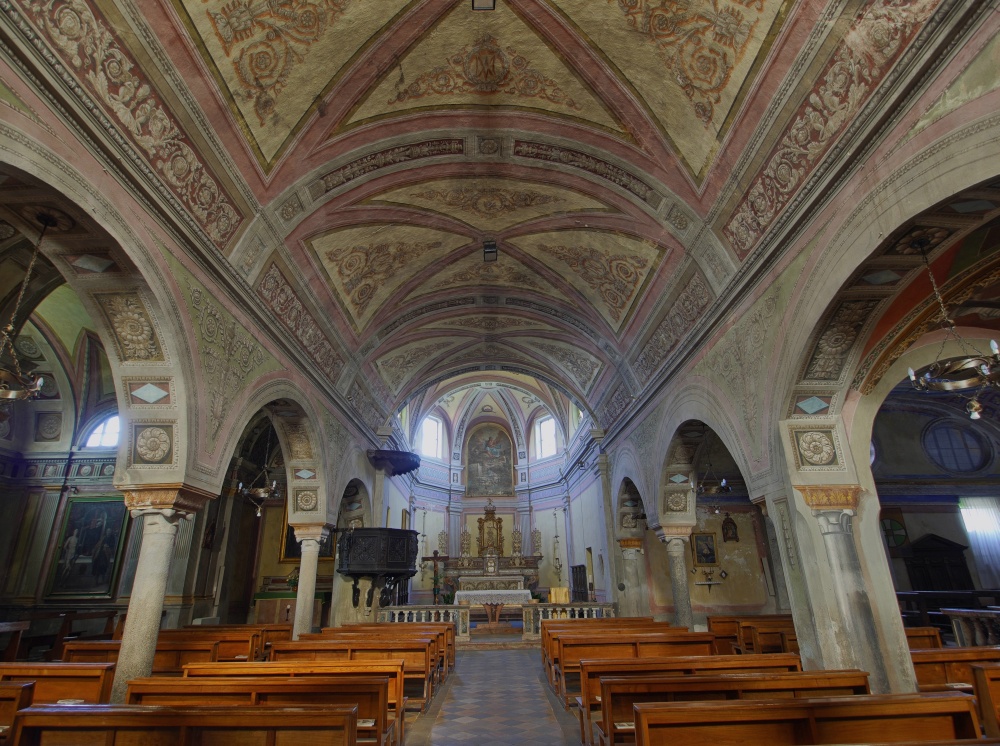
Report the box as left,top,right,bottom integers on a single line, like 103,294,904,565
922,422,988,473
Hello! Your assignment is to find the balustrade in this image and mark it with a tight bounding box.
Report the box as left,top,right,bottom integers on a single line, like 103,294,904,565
943,607,1000,646
521,602,617,640
376,605,470,640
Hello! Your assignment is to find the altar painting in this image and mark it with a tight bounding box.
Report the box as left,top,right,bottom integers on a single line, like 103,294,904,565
466,425,514,496
49,497,128,597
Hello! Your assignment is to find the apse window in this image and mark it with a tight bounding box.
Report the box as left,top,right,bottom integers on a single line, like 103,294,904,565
85,415,120,448
420,416,444,459
535,416,557,459
923,422,988,473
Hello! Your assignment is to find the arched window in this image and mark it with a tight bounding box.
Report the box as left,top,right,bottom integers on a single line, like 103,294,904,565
535,416,557,459
85,415,120,448
419,416,444,459
923,422,988,473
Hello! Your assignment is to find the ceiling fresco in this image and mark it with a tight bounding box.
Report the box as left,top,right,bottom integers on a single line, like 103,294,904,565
172,0,416,166
346,0,626,136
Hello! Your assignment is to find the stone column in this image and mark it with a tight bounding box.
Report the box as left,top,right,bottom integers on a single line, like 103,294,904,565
292,524,330,639
618,538,644,617
797,485,889,692
111,486,213,703
664,536,693,630
754,500,791,611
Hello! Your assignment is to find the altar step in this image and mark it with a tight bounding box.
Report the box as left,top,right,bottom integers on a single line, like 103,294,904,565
457,634,538,651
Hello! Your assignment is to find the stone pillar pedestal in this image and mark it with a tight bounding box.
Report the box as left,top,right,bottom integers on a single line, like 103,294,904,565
618,538,644,617
110,486,212,703
292,524,330,639
664,536,693,630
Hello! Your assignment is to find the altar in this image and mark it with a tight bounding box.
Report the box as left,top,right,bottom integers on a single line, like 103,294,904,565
443,498,540,595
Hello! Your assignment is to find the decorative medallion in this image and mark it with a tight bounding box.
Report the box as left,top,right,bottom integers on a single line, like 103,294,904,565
34,412,62,442
797,430,837,466
135,426,171,462
78,464,93,477
94,293,165,362
102,464,115,476
13,335,40,359
295,490,319,512
666,493,687,512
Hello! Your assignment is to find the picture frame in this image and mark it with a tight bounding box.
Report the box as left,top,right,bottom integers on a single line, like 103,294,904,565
691,532,719,567
279,501,335,562
49,496,129,597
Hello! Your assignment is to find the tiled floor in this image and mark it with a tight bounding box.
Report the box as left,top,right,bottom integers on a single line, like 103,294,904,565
406,648,580,745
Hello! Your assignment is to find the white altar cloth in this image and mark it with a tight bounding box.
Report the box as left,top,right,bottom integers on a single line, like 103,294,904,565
454,589,533,606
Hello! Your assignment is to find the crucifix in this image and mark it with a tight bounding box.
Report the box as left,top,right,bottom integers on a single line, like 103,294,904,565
421,549,450,605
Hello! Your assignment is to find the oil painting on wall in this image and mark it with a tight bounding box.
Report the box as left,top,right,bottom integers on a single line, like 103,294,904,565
466,424,514,496
50,497,128,597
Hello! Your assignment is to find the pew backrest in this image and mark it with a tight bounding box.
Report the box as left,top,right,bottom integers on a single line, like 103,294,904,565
906,626,944,649
9,704,358,745
912,647,1000,690
0,662,114,703
61,639,220,674
0,681,32,740
158,628,259,661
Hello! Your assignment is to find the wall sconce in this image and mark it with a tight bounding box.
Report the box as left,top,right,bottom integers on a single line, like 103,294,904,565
483,239,497,262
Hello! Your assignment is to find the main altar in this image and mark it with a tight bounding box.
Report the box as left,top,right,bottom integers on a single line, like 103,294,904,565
443,499,541,595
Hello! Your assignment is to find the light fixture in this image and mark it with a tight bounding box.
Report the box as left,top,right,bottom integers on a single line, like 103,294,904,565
472,0,496,9
483,239,497,262
237,425,281,517
906,238,999,419
696,459,732,495
0,213,56,417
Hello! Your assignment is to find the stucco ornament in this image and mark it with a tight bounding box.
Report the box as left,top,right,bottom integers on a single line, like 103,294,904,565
666,493,688,512
295,490,319,512
97,294,164,362
136,427,171,462
798,431,836,466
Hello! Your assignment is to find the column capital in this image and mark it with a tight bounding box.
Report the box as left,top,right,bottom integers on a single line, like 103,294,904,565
120,484,215,514
655,525,693,543
794,484,862,511
618,538,643,550
293,523,331,544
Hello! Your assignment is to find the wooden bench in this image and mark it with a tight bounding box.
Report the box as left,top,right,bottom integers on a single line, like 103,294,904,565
16,610,121,661
181,660,407,746
127,675,392,746
181,623,293,657
972,663,1000,737
554,632,717,709
0,623,29,663
706,614,792,655
312,626,448,682
326,622,456,673
61,639,220,674
907,626,944,649
0,682,32,743
739,619,797,654
158,627,260,662
545,622,673,689
0,662,114,703
595,670,869,746
575,653,803,745
271,639,436,711
9,704,358,745
633,692,981,746
542,619,658,685
911,646,1000,692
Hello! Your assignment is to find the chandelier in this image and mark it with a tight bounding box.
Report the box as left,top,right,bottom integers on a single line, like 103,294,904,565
0,213,57,415
906,240,999,420
237,425,281,517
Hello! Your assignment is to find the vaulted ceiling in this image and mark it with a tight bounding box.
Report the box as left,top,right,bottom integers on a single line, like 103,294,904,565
3,0,991,442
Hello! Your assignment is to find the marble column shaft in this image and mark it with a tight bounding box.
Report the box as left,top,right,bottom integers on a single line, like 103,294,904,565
619,541,643,617
666,537,693,630
110,509,187,702
293,525,329,639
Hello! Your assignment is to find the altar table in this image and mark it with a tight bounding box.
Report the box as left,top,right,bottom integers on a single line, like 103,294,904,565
454,589,534,626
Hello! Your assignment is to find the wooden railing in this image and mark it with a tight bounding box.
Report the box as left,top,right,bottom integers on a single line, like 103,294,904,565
521,603,617,640
376,606,470,641
943,607,1000,646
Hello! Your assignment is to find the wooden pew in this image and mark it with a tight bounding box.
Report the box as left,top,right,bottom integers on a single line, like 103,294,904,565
312,625,448,682
595,670,869,746
127,675,393,746
544,621,668,688
0,662,114,703
61,639,220,674
271,639,436,711
9,704,358,745
542,619,657,677
0,682,32,743
325,622,456,673
912,646,1000,692
16,610,120,661
907,626,944,649
554,632,717,709
632,692,981,746
181,622,293,656
0,623,29,663
575,654,803,745
181,660,407,746
706,614,792,655
739,618,797,654
972,663,1000,737
158,627,260,661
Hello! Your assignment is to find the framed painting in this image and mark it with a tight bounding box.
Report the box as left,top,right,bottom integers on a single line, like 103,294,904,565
465,424,514,496
49,496,128,597
279,501,335,562
691,532,719,567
